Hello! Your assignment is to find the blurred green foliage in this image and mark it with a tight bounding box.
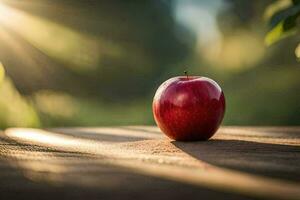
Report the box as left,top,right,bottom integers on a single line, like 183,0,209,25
0,77,40,128
0,0,299,128
265,0,300,53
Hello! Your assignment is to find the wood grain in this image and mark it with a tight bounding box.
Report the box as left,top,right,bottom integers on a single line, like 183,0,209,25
0,126,299,200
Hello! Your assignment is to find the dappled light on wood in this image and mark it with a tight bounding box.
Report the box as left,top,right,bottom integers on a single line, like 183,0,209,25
3,127,300,200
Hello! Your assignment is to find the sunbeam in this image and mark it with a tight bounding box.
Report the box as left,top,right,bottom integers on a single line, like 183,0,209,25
0,1,116,72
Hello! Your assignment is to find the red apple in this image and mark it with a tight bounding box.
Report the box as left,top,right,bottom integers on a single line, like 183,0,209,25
153,75,225,141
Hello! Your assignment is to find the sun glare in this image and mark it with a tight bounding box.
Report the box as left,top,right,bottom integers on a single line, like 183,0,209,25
0,1,109,72
0,2,14,23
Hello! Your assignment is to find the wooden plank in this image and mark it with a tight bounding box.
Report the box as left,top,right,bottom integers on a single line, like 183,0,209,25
0,126,300,200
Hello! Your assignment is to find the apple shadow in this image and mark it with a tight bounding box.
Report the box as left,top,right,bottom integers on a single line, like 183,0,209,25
172,139,300,182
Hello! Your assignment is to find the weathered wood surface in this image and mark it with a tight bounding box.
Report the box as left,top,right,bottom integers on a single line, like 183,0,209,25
0,126,299,200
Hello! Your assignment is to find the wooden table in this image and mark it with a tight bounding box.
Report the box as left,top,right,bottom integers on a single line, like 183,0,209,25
0,126,299,200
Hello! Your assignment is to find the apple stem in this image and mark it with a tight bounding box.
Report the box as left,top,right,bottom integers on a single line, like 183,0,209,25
184,70,188,79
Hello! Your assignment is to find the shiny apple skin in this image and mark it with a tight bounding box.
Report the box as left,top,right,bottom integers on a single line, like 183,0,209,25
153,76,225,141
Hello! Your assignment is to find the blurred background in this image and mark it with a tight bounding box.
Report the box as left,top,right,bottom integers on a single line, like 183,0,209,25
0,0,299,128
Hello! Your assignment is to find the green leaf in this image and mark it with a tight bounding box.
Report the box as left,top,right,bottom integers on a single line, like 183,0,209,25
265,3,300,46
265,20,297,46
268,3,300,29
264,0,292,23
